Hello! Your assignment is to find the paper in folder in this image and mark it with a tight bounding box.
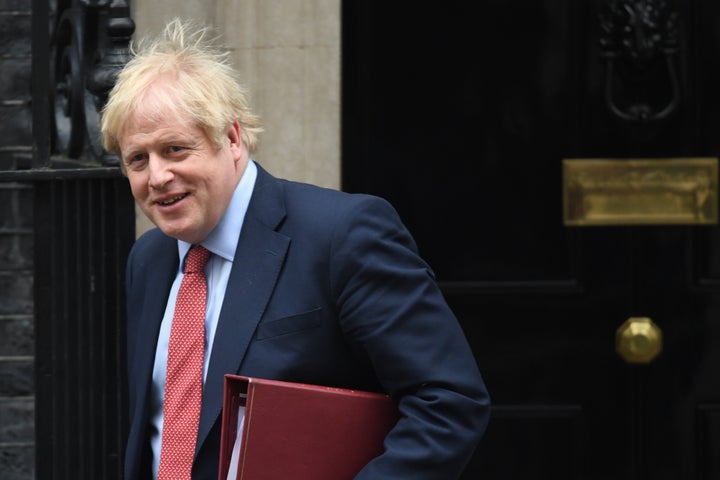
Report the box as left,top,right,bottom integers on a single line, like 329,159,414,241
218,375,399,480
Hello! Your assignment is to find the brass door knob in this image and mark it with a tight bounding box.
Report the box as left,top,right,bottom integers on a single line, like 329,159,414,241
615,317,663,364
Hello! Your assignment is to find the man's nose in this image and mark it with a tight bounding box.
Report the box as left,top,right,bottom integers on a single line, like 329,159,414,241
147,155,173,189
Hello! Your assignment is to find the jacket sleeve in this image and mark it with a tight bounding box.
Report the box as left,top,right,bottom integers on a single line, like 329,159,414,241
329,195,490,479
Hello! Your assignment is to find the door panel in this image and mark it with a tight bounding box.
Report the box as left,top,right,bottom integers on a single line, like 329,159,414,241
343,1,720,478
344,1,581,285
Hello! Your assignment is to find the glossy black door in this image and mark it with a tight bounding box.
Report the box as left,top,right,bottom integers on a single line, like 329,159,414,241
342,1,720,478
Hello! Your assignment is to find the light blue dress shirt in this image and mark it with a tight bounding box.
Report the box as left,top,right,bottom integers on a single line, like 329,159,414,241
149,161,257,478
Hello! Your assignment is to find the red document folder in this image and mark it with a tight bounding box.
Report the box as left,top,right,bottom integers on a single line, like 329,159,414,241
218,375,399,480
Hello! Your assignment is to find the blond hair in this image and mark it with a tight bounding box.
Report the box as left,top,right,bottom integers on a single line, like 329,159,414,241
101,18,262,155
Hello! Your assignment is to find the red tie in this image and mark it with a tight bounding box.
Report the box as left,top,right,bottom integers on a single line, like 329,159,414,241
158,245,211,480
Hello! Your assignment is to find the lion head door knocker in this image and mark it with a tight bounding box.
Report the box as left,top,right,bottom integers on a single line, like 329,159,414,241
599,0,680,122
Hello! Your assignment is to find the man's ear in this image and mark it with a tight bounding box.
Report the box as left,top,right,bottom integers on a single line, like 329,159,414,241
228,120,244,162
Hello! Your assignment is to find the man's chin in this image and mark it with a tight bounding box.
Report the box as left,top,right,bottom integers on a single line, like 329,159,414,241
157,223,207,244
155,220,187,240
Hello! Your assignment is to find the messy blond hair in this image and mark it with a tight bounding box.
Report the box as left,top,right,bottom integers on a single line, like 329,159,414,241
101,18,262,155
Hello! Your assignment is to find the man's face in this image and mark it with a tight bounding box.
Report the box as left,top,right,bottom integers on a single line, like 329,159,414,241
119,94,246,244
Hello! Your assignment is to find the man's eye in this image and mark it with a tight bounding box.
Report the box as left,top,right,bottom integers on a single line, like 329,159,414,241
168,146,184,154
124,153,147,169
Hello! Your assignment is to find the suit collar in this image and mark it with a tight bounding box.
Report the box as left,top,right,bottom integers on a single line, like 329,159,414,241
125,232,177,476
132,234,178,384
197,164,290,448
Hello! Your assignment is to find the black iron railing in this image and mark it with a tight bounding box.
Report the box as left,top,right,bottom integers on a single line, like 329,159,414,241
0,1,137,478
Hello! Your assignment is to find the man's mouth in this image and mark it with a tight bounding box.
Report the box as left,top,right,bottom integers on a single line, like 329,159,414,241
157,193,189,206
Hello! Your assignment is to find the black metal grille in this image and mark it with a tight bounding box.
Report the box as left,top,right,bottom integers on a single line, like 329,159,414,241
32,172,134,479
0,0,138,478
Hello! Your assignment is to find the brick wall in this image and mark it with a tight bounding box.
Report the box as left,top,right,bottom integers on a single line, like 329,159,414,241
0,0,35,479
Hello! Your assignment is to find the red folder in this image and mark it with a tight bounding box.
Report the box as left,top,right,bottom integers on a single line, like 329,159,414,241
218,375,399,480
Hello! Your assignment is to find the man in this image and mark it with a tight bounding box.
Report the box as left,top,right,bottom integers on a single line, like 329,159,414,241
101,18,490,480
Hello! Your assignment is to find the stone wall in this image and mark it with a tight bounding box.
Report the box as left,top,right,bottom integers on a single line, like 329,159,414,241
0,0,34,478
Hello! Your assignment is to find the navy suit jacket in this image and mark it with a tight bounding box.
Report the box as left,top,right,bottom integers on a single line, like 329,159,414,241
123,164,490,479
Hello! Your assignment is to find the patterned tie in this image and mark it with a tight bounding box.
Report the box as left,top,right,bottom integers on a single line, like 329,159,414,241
158,245,211,480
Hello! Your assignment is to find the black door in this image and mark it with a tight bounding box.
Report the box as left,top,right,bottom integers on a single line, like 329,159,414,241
342,1,720,478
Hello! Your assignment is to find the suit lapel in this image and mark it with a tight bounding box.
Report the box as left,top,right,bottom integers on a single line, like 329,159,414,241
197,166,289,448
126,234,177,467
133,240,177,385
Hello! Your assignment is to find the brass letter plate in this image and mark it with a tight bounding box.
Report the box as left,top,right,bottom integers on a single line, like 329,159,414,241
563,158,718,226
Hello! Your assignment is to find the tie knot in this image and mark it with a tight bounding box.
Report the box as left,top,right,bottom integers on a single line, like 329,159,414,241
184,245,211,274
